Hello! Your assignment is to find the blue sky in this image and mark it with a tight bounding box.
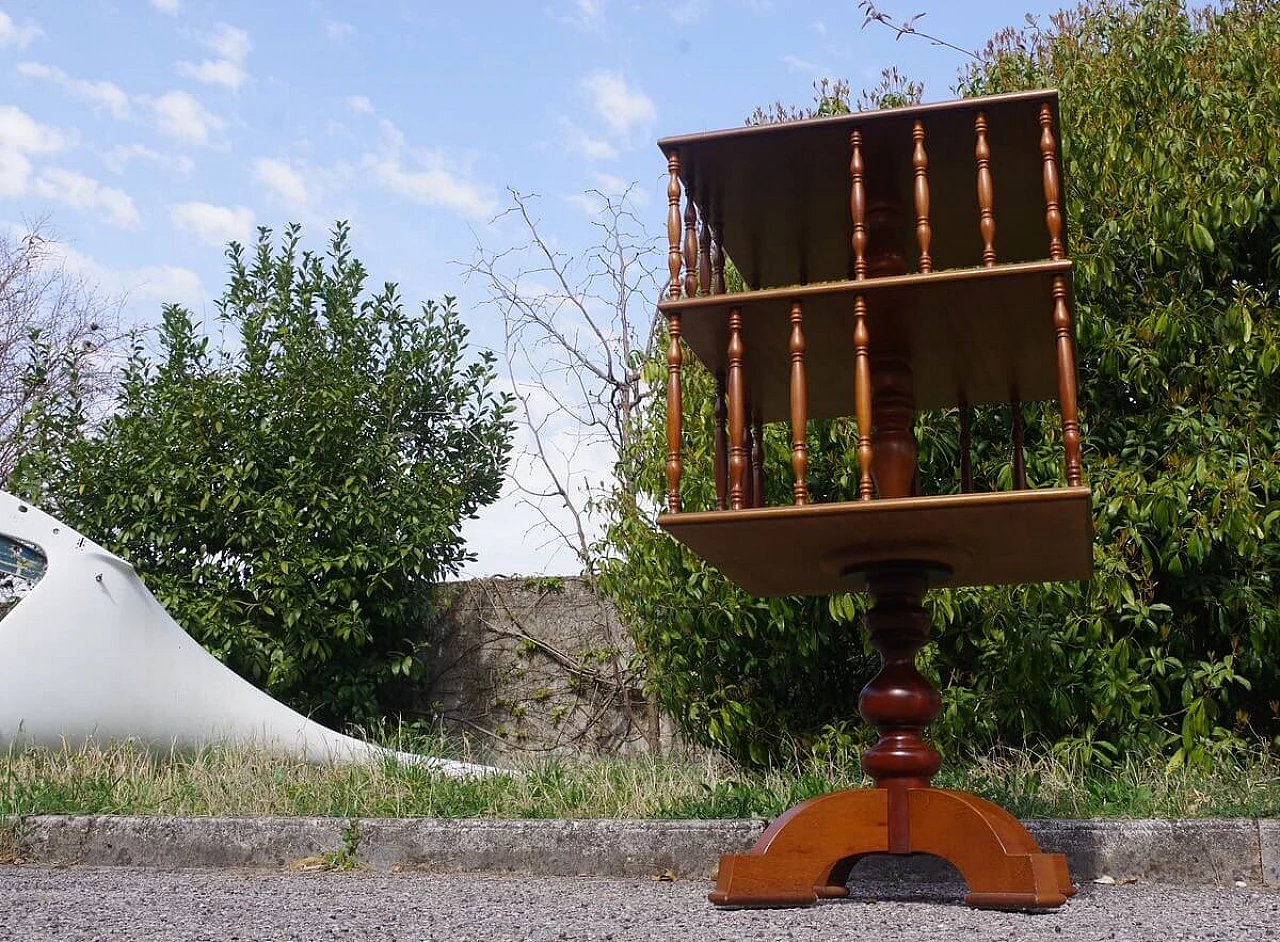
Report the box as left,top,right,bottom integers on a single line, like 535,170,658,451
2,0,1069,576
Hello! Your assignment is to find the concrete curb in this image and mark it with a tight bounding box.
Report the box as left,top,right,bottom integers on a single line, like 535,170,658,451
5,815,1275,887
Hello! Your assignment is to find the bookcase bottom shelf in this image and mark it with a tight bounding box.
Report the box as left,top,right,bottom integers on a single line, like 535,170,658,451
658,487,1092,597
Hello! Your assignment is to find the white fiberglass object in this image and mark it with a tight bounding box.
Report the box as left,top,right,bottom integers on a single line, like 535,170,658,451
0,490,494,776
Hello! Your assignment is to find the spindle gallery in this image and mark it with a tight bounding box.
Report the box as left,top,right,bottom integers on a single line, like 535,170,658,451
655,90,1092,909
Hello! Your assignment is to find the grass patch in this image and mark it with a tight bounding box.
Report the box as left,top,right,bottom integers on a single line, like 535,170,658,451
1,737,1277,820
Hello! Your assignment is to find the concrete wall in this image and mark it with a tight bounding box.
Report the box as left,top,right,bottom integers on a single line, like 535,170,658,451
411,577,671,755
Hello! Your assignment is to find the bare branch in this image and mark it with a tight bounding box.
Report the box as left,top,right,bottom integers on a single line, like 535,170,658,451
0,222,126,481
858,1,979,60
461,188,660,571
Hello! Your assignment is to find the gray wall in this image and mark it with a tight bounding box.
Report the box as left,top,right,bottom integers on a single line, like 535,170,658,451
414,577,672,755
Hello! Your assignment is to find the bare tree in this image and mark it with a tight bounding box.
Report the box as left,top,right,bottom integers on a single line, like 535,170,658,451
0,223,122,481
464,187,661,570
462,186,665,751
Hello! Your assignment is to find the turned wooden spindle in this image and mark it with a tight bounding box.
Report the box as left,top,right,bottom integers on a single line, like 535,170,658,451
850,129,874,500
959,398,974,493
751,410,765,508
698,213,711,297
1011,395,1027,490
866,195,914,498
711,213,726,295
714,373,728,511
854,296,874,500
665,313,683,513
850,130,868,279
859,567,943,808
666,151,683,300
1053,276,1083,486
663,152,683,513
912,120,933,273
1040,103,1065,261
727,307,747,510
788,301,809,505
686,188,696,298
975,111,997,267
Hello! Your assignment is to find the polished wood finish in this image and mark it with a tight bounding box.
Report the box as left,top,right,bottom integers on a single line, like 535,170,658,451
859,567,942,794
850,128,874,500
713,373,728,511
727,307,747,510
708,560,1078,909
1012,396,1027,490
665,313,683,513
975,110,997,267
684,185,698,299
710,787,1074,909
788,301,809,505
657,90,1088,912
662,260,1073,420
659,487,1093,596
660,91,1062,288
865,195,914,499
850,130,868,279
711,212,726,295
666,150,683,300
1054,275,1083,486
1040,103,1065,261
912,120,933,273
854,293,874,500
698,214,711,297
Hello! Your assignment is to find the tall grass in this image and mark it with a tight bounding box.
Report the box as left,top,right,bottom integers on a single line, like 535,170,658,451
2,735,1276,820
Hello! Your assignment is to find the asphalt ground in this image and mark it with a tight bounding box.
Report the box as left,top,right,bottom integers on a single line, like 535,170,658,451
2,866,1278,942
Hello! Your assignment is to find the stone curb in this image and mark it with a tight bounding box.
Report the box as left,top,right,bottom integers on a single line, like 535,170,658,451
4,815,1275,887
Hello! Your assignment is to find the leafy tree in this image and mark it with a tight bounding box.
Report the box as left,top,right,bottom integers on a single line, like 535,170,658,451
13,224,513,726
602,0,1280,767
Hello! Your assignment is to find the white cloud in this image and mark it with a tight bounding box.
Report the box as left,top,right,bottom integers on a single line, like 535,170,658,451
558,118,618,161
593,172,645,203
252,157,310,211
103,143,194,175
16,62,130,118
0,105,71,155
175,58,247,91
325,20,356,43
0,150,32,199
50,241,203,307
365,152,496,221
781,54,818,74
148,91,223,144
204,23,251,62
0,10,42,48
344,95,374,115
33,168,142,228
170,201,254,247
148,0,181,14
581,71,656,135
0,106,69,199
176,22,251,91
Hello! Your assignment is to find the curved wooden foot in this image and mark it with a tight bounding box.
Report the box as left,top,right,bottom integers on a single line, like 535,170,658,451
708,787,1075,910
709,789,889,907
909,789,1075,908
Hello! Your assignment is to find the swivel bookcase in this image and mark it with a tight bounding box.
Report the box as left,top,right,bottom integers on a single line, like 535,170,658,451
656,90,1091,909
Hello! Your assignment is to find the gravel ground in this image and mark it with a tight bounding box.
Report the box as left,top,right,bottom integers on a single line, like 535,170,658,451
1,866,1278,942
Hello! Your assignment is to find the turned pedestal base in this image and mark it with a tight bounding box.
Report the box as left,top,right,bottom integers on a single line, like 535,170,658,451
708,563,1076,910
708,786,1076,909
